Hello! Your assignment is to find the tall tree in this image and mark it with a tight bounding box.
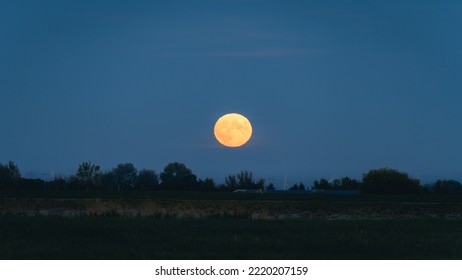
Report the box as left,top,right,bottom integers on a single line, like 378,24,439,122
7,161,21,179
224,170,264,190
224,174,238,190
136,169,159,190
0,161,21,190
434,180,462,194
361,168,420,194
236,170,254,188
197,177,216,191
160,162,197,190
265,183,275,192
341,177,360,190
76,161,101,191
312,178,330,190
113,163,137,191
290,182,305,191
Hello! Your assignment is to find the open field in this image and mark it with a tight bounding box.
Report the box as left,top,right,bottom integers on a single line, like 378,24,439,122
0,192,461,220
1,190,462,202
0,191,461,259
0,216,461,259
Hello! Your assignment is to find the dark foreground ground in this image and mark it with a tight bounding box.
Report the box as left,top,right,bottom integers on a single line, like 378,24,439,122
0,192,461,259
1,216,462,259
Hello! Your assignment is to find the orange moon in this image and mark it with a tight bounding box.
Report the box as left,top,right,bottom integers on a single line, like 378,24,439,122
214,113,253,148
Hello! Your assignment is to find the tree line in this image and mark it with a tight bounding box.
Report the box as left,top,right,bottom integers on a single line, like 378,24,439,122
1,160,461,194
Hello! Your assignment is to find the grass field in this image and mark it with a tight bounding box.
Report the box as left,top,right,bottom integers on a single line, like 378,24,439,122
1,190,462,203
0,191,461,259
1,192,461,219
0,216,461,259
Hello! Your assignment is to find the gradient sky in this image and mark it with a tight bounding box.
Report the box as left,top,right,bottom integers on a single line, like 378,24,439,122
1,0,461,186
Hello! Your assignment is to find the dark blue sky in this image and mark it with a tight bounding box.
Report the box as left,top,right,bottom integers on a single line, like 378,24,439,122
1,0,461,186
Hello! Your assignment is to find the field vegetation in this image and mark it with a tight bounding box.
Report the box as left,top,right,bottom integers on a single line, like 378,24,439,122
0,192,461,259
1,160,462,259
0,215,461,259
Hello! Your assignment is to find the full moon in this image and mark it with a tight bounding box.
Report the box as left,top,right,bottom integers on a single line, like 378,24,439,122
214,113,253,148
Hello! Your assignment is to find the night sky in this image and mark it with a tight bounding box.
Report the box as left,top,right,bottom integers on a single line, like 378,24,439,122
1,0,461,186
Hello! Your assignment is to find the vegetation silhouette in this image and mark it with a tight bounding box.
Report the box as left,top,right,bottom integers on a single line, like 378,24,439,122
433,180,462,194
74,161,101,191
136,169,159,191
289,182,306,191
160,162,198,191
0,160,461,195
223,170,265,191
0,161,21,191
361,168,420,194
1,160,461,260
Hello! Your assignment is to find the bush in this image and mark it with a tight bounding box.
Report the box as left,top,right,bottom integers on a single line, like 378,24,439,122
361,168,420,194
434,180,462,194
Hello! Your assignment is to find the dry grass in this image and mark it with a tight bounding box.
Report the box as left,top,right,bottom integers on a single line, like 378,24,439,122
1,197,462,220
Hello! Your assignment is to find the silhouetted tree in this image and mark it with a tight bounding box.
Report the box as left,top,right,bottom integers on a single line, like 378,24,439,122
313,178,330,190
75,161,101,191
0,161,21,190
255,178,266,191
5,158,456,196
17,178,44,191
46,178,67,191
265,183,275,192
312,177,360,191
160,162,197,190
113,163,137,191
197,177,216,191
99,171,116,191
332,179,341,189
341,177,360,190
135,169,159,190
224,170,264,191
237,170,254,188
290,182,305,191
361,168,420,194
224,174,238,190
433,180,462,194
67,176,81,191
